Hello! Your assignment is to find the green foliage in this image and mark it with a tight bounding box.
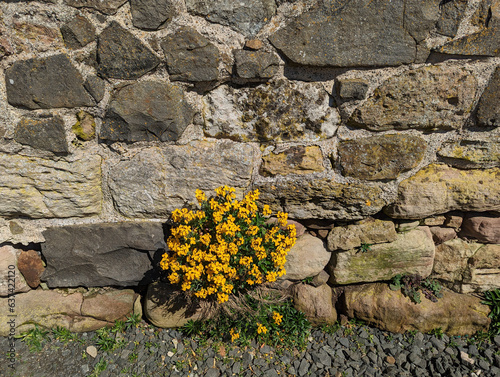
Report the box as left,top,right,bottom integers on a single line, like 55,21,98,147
94,327,125,352
125,313,141,329
15,325,49,352
428,327,444,339
90,359,107,377
481,288,500,336
358,243,372,253
320,322,341,335
389,273,443,304
51,326,78,343
301,276,314,284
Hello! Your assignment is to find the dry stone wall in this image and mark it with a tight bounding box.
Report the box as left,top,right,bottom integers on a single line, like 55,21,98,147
0,0,499,335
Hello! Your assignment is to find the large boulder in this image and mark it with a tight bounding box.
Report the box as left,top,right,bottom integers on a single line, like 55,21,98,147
342,283,491,335
292,283,337,326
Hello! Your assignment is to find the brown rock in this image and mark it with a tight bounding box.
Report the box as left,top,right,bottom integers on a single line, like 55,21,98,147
311,270,330,287
429,227,457,245
283,233,330,280
465,243,500,293
444,213,463,229
292,283,337,326
386,356,396,364
245,39,263,50
17,250,44,289
423,216,447,226
0,245,31,296
342,283,490,335
260,146,325,176
460,213,500,243
81,289,136,322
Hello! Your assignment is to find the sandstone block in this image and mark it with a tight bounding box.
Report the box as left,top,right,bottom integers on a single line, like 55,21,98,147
429,227,457,245
260,146,325,177
477,66,500,128
336,78,369,101
292,283,337,326
460,213,500,243
81,289,137,323
438,138,500,168
0,245,30,297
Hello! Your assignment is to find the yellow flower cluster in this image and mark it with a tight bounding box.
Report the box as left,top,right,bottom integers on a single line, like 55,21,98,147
230,328,240,342
257,323,267,334
160,185,297,304
273,311,283,325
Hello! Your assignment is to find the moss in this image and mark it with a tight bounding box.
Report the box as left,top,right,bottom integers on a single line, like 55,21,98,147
72,110,96,141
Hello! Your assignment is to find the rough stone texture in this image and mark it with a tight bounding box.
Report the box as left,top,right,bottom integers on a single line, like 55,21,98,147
5,54,95,109
436,0,468,37
348,65,477,131
460,213,500,243
260,146,325,177
144,281,204,328
17,250,45,289
60,14,96,49
185,0,276,36
233,50,280,79
0,288,136,336
11,20,63,54
41,222,165,287
97,21,160,80
429,226,457,245
202,80,339,143
14,116,68,154
438,139,500,168
108,140,255,217
282,233,330,281
269,0,430,67
477,66,500,128
101,81,193,142
327,218,398,252
311,270,330,287
342,283,491,335
444,213,464,229
84,75,106,103
396,220,421,232
338,134,426,180
257,178,386,220
161,27,220,82
292,283,337,326
423,216,446,226
385,164,500,219
0,154,102,219
464,243,500,293
72,111,96,141
403,0,441,42
131,0,176,30
0,245,30,297
336,78,369,101
64,0,128,15
328,227,435,285
245,39,263,50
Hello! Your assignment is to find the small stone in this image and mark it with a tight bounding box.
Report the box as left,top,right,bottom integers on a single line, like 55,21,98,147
130,0,176,30
72,111,96,141
60,14,96,49
396,220,420,232
86,345,97,358
260,146,325,177
234,50,279,79
429,227,457,245
84,76,106,103
17,250,44,289
311,270,330,287
337,78,369,101
423,216,446,226
385,356,396,364
444,213,463,229
292,283,337,326
460,351,475,365
245,39,263,50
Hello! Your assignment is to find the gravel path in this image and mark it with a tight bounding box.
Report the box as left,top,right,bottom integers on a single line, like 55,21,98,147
2,321,500,377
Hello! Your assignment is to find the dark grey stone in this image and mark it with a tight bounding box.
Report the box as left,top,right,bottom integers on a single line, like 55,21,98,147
404,0,441,42
161,27,220,82
337,78,369,101
64,0,127,15
5,54,95,109
40,222,166,287
101,81,193,142
60,14,96,49
84,75,106,103
186,0,276,36
430,338,446,352
97,21,160,79
14,116,68,154
437,0,468,37
477,66,500,127
131,0,176,30
298,359,309,376
233,50,279,79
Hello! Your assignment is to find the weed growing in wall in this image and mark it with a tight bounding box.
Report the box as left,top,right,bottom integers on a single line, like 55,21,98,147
482,288,500,336
389,273,443,304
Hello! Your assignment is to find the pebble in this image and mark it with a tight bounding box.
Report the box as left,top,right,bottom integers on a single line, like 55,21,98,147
85,345,97,358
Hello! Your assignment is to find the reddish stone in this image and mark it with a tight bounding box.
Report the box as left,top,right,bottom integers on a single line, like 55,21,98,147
460,213,500,243
430,227,457,245
17,250,45,288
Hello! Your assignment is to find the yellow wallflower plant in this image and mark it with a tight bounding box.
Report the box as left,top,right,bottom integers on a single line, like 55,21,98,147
160,185,297,304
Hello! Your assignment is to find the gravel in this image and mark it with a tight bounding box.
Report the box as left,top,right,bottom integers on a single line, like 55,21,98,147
1,321,500,377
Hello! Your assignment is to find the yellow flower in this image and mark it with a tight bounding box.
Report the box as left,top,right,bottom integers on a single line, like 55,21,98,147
263,205,272,217
195,189,207,204
273,312,283,325
257,323,267,334
277,211,288,227
230,328,240,342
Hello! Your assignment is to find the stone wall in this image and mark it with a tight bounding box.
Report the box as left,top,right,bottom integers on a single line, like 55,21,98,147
0,0,499,335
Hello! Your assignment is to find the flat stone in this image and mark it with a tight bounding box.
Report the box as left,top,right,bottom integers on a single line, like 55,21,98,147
328,227,435,285
11,20,63,54
283,233,330,280
86,345,98,358
429,227,457,245
438,138,500,168
404,0,441,42
64,0,128,15
108,140,254,217
81,289,137,322
5,54,94,109
60,14,96,49
17,250,44,289
97,21,160,79
477,66,500,128
84,75,106,103
245,39,263,50
338,134,426,180
348,65,477,131
0,154,102,218
101,81,193,142
161,27,220,82
327,218,398,251
131,0,176,30
0,245,30,297
41,222,165,287
233,50,279,79
460,213,500,243
202,80,339,143
385,164,500,219
14,116,68,153
396,220,421,232
186,0,276,36
464,243,500,293
257,178,386,220
72,111,96,141
436,0,468,37
423,216,446,226
434,23,500,57
292,283,337,326
260,146,325,177
337,79,369,101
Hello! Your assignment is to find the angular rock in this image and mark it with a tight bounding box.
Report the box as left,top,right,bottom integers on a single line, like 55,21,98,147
434,24,500,57
260,146,325,177
41,222,165,287
269,0,427,67
17,250,45,289
460,213,500,243
436,0,468,37
328,227,435,285
5,54,94,109
161,27,220,82
429,227,457,245
11,20,63,54
348,65,477,131
14,116,68,154
282,233,330,281
72,111,96,141
203,80,339,143
131,0,176,30
423,215,446,226
0,154,102,218
385,164,500,219
0,245,30,297
60,14,96,49
233,50,279,79
108,140,255,217
471,0,495,27
438,139,500,168
336,78,369,101
396,220,421,232
84,75,106,103
444,212,464,229
101,81,193,142
81,289,137,322
338,134,426,180
311,270,330,287
186,0,276,36
97,21,160,79
257,178,386,220
327,218,398,251
464,243,500,293
403,0,441,42
477,66,500,128
64,0,128,15
144,281,204,328
292,283,337,326
342,283,491,335
245,39,264,50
